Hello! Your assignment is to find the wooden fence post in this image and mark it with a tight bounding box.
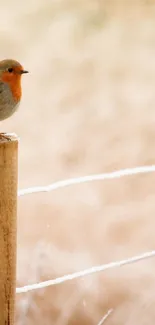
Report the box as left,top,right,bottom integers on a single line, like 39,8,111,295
0,133,18,324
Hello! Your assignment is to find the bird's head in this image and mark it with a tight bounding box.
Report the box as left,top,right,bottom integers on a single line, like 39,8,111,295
0,59,28,101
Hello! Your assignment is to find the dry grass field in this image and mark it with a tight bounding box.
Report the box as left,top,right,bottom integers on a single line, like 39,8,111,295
1,0,155,324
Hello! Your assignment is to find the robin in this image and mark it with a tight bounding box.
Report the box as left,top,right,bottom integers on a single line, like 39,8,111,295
0,59,28,140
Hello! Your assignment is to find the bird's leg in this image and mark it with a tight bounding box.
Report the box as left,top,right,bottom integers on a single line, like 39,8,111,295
0,133,11,141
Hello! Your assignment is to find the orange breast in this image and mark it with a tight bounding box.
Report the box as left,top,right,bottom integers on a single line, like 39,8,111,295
1,73,22,102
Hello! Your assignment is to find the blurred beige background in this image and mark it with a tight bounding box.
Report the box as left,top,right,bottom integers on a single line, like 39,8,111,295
1,0,155,324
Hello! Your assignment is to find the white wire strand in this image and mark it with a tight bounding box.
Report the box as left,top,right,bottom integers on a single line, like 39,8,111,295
18,165,155,196
16,250,155,294
97,309,113,325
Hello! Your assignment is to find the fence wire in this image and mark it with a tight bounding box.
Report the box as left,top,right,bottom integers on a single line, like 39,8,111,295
17,165,155,294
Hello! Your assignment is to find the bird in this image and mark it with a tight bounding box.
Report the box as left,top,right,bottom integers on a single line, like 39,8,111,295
0,59,28,140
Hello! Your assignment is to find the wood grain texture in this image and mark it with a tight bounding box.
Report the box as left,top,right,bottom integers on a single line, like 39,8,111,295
0,133,18,325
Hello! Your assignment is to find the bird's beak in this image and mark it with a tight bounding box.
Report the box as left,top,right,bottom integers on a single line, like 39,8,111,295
21,70,29,74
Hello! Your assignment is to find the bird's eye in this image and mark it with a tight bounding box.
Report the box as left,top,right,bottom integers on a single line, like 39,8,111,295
8,68,13,73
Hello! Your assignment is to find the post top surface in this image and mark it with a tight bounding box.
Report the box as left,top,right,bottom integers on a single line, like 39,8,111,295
0,133,19,143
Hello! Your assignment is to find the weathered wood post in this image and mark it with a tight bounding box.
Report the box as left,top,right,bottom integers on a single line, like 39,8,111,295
0,133,18,324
